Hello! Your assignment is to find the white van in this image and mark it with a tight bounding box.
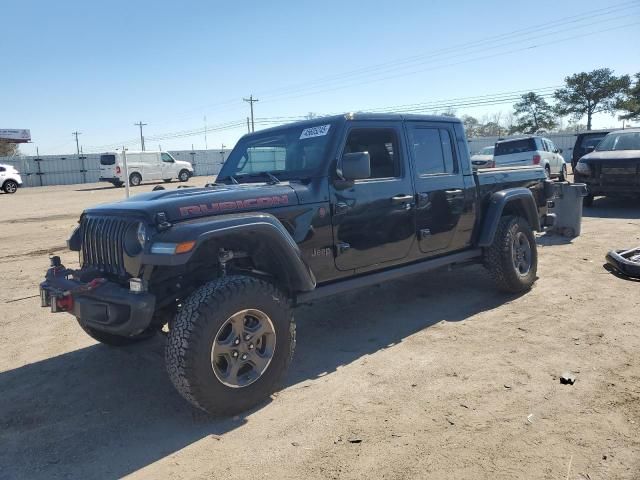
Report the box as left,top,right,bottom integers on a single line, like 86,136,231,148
99,151,194,187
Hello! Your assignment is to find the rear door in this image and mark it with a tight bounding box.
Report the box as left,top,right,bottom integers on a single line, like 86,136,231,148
406,121,470,254
99,154,116,178
330,122,416,271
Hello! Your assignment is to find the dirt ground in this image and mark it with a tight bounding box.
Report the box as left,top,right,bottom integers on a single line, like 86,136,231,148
0,177,639,480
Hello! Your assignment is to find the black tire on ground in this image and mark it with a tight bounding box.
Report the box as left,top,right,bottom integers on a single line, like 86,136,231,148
129,172,142,186
166,275,295,416
163,179,172,183
3,180,18,194
112,181,123,188
78,320,155,346
583,194,594,207
559,164,568,182
178,170,190,182
484,215,538,293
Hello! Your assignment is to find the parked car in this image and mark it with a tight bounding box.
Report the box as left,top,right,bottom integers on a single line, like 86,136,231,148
99,151,194,187
574,128,640,206
571,130,610,169
470,145,495,168
494,136,567,181
40,113,555,416
0,163,23,194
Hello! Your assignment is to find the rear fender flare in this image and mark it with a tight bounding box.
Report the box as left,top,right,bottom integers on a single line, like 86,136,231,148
477,188,541,247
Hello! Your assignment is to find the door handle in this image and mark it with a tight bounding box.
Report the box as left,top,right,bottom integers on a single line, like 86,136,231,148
391,194,414,205
333,202,349,215
445,189,463,195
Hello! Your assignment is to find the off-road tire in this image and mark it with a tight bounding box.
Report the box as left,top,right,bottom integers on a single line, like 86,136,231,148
166,275,295,416
3,180,18,194
178,170,190,182
583,194,594,207
129,172,142,187
484,215,537,293
78,320,155,346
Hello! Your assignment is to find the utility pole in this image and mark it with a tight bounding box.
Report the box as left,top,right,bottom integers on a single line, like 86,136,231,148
72,131,82,155
219,143,226,164
243,95,259,132
134,121,147,151
247,117,251,133
204,115,208,150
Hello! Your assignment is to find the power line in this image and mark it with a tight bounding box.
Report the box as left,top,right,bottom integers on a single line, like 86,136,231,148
134,121,147,151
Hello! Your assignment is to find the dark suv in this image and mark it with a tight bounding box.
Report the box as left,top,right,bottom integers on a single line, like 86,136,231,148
571,130,610,169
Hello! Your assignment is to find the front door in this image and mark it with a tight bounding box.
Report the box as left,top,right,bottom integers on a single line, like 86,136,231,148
331,123,415,271
161,153,176,179
405,122,467,254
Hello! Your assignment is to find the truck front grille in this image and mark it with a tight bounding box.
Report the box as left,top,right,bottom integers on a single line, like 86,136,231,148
80,215,133,276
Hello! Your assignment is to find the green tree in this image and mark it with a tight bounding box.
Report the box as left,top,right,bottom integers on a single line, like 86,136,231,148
511,92,557,133
0,142,19,157
554,68,630,130
617,72,640,121
461,115,480,137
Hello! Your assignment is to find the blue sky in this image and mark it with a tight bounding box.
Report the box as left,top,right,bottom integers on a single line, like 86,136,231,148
2,0,639,155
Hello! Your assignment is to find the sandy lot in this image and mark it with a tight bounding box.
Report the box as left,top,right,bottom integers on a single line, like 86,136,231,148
0,178,639,480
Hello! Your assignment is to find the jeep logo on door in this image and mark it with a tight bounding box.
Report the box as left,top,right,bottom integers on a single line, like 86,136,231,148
179,195,290,217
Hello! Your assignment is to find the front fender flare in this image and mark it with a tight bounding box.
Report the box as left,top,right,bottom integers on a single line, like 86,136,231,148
141,212,316,292
477,188,542,247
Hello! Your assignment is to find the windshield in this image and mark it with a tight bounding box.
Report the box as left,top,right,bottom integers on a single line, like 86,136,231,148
218,122,335,182
596,132,640,151
480,146,494,155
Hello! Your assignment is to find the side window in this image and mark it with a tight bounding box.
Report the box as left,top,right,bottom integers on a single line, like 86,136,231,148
343,128,401,179
548,140,557,152
409,127,456,175
540,139,548,152
161,153,174,163
0,167,5,172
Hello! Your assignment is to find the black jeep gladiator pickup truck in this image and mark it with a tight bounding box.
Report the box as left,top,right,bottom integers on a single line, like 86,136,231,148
40,113,555,415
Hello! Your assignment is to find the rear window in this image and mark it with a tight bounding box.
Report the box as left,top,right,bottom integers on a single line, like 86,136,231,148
494,138,536,156
580,135,606,150
100,154,116,165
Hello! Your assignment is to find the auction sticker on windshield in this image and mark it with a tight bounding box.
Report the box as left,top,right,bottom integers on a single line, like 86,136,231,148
300,124,331,139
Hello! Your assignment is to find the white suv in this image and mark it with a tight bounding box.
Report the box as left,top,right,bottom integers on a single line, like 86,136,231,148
0,164,23,194
493,136,567,181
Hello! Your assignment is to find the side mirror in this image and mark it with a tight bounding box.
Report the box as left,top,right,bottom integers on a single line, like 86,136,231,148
339,152,371,180
556,148,563,154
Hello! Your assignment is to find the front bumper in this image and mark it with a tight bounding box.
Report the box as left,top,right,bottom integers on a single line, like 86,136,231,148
39,258,155,336
575,174,640,196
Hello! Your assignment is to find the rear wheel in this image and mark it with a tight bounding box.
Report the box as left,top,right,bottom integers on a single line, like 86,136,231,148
484,215,538,293
3,180,18,194
163,179,172,183
559,164,568,182
166,275,295,416
129,172,142,187
178,170,190,182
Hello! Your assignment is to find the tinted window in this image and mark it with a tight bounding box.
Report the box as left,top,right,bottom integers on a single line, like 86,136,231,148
344,128,400,179
100,154,115,165
409,128,456,175
580,135,606,150
494,138,536,156
0,167,5,172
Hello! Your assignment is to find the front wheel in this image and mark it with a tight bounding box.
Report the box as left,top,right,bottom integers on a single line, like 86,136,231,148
129,172,142,187
484,215,537,293
3,180,18,194
166,275,295,416
178,170,190,182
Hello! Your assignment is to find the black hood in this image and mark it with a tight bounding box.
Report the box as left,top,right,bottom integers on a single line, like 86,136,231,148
581,149,640,163
84,183,300,222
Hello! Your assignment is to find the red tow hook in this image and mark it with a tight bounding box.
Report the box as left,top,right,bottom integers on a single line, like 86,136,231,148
53,294,74,313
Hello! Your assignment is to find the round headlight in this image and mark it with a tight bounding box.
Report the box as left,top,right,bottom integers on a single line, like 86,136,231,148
124,222,146,256
137,222,147,248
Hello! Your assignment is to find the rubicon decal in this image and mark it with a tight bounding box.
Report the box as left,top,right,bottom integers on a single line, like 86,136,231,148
179,195,290,217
